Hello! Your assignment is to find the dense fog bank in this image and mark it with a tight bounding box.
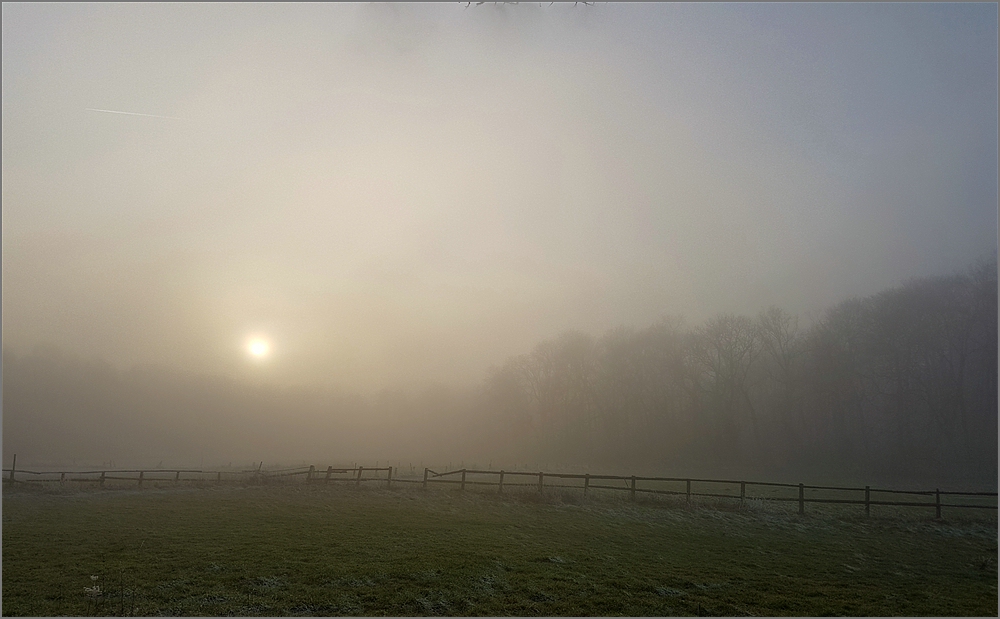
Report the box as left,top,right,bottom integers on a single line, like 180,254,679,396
1,354,484,470
3,260,996,489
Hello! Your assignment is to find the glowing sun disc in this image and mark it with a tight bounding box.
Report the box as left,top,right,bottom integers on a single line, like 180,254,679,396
248,339,270,358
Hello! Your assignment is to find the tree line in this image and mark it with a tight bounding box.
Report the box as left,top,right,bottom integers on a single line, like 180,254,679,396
478,260,997,487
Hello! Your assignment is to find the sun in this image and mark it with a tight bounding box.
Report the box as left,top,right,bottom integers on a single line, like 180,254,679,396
247,338,270,359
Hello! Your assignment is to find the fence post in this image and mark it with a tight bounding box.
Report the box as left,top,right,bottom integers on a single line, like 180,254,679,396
538,472,544,493
584,474,590,496
630,476,636,502
387,466,393,489
138,471,144,487
356,466,363,487
461,469,466,492
9,454,15,483
175,471,181,484
935,489,941,520
499,470,504,494
740,481,745,506
865,486,870,516
686,479,691,503
307,465,315,484
423,468,429,491
217,471,222,483
60,472,66,485
798,483,805,515
325,466,333,485
100,471,106,487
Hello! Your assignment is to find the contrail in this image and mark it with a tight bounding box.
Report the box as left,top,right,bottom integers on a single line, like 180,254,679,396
85,108,185,121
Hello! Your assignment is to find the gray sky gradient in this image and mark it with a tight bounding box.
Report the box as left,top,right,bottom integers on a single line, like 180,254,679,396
3,3,997,392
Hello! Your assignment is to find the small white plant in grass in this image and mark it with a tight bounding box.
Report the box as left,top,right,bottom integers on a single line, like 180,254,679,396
84,575,101,596
84,575,103,615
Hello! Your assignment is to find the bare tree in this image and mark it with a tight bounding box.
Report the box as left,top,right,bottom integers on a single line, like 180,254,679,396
692,314,760,461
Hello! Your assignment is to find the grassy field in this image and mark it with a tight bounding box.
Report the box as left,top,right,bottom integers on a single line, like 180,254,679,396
2,482,996,616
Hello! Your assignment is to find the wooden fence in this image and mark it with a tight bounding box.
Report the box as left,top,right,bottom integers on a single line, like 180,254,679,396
418,468,996,519
1,459,394,488
3,456,995,519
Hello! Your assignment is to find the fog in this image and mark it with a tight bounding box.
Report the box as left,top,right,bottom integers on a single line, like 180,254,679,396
2,4,996,485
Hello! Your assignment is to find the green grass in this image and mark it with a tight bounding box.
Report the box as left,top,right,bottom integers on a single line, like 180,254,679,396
2,482,996,616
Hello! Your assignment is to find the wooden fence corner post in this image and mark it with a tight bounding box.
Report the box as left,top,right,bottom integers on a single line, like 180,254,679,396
630,476,636,502
175,471,181,484
387,466,393,489
461,469,466,492
935,489,941,520
498,470,504,494
865,485,870,516
325,466,333,485
798,483,805,515
584,473,590,496
356,466,363,487
423,468,429,491
307,465,315,484
100,471,106,487
138,471,144,487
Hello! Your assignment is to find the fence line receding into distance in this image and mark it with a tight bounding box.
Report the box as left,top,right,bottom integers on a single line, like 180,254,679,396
3,457,995,519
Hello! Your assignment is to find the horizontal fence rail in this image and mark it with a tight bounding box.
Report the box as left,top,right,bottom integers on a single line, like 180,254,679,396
418,467,996,518
3,459,995,519
1,465,394,488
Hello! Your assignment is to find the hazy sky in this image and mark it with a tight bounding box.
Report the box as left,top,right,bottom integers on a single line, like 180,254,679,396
3,3,997,392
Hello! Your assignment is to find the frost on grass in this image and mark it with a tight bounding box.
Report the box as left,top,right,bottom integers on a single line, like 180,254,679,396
656,587,686,597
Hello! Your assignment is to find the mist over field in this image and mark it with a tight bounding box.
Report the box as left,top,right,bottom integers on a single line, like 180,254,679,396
3,3,997,488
